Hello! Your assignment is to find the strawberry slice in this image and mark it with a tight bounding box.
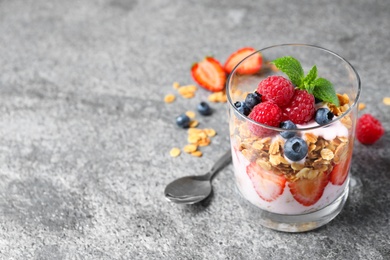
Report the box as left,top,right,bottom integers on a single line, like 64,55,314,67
246,162,286,202
224,47,262,75
289,172,329,206
330,153,352,185
191,57,226,92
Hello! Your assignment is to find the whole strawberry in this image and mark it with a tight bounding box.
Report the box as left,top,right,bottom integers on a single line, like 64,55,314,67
248,101,282,136
282,89,315,124
356,114,385,145
257,75,295,107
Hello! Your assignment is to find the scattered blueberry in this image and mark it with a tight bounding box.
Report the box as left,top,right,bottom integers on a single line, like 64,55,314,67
197,101,212,116
176,114,190,128
315,108,334,125
279,120,297,139
234,101,251,116
245,91,262,110
284,136,308,161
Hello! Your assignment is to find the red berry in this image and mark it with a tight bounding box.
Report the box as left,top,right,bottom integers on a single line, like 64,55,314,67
356,114,384,145
248,101,282,136
247,162,286,202
289,172,329,206
257,76,295,107
282,89,315,124
224,47,263,75
330,152,352,185
191,57,226,92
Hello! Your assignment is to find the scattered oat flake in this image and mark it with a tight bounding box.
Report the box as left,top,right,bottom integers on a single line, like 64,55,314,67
188,128,203,134
178,85,197,99
173,82,180,89
383,97,390,105
188,135,200,144
182,92,195,99
164,94,176,103
170,147,181,157
185,111,196,119
189,120,199,128
358,103,366,111
204,128,216,137
208,91,227,103
191,150,203,157
183,144,198,153
197,137,211,147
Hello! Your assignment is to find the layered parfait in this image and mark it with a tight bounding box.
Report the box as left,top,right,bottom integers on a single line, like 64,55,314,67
230,56,354,215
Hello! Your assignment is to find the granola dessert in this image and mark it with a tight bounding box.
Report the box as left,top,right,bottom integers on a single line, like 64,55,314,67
230,56,354,215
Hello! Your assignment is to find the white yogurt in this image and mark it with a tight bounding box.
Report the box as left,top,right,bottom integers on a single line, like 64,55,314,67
232,145,347,215
298,118,349,141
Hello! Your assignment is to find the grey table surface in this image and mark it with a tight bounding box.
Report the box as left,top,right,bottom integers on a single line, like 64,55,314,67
0,0,389,259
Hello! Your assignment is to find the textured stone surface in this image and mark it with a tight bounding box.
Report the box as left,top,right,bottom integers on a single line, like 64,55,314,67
0,0,389,259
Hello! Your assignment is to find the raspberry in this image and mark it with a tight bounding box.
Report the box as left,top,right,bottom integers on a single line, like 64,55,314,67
248,101,282,136
282,89,315,124
356,114,384,145
257,75,295,107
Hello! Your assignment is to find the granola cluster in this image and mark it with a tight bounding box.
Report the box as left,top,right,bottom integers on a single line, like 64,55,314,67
231,93,353,183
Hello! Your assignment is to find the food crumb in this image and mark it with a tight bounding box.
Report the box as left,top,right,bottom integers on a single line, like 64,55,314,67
173,82,180,89
189,120,199,128
178,85,197,99
358,103,366,111
164,94,176,103
185,111,196,119
191,150,203,157
383,97,390,106
183,144,198,153
170,147,181,157
208,91,227,103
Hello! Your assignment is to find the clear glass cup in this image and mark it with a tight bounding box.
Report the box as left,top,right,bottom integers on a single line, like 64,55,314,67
227,44,361,232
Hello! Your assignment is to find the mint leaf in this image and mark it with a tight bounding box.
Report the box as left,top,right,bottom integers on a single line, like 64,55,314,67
304,65,317,85
303,66,318,94
272,56,304,87
272,56,340,106
312,78,340,106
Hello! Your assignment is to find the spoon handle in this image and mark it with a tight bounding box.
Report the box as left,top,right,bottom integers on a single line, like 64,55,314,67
207,150,232,180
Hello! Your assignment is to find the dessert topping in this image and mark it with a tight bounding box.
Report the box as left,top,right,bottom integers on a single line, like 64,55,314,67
314,108,334,125
282,89,316,124
244,91,262,110
283,136,308,161
279,120,297,139
272,56,340,106
257,75,295,107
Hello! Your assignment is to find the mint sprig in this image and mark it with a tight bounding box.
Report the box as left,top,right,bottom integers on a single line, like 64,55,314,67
272,56,340,106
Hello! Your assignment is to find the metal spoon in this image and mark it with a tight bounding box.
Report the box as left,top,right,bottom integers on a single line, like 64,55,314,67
164,150,232,204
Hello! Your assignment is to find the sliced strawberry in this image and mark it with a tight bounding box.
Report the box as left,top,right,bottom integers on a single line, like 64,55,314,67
246,162,286,202
224,47,262,75
191,57,226,92
330,153,352,185
289,172,329,206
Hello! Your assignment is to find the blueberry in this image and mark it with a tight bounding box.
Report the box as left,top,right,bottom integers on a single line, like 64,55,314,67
197,101,212,116
245,91,262,110
284,136,308,161
234,101,250,116
176,114,190,128
279,120,297,139
315,108,334,125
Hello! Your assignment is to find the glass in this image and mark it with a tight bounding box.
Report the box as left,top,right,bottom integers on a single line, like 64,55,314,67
227,44,361,232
